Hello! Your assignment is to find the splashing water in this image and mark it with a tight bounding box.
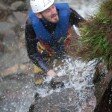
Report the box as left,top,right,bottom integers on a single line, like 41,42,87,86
36,55,97,111
0,56,97,112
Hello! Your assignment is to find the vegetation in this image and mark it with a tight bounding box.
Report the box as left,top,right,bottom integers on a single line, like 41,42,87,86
78,0,112,70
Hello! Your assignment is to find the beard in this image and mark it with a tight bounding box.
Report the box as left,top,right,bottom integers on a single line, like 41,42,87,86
42,13,59,23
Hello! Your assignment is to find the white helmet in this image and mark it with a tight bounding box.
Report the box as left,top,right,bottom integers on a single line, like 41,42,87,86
30,0,54,13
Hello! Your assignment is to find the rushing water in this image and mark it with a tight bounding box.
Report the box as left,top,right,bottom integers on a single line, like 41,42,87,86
35,56,97,111
0,57,97,112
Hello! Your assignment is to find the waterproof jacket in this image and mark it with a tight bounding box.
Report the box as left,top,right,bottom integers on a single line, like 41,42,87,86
25,3,85,72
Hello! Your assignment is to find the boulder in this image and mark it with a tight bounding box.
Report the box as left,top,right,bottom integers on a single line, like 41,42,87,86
0,22,15,32
10,1,24,10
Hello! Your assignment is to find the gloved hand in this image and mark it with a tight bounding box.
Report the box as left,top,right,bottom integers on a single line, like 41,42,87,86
47,69,57,77
50,77,64,89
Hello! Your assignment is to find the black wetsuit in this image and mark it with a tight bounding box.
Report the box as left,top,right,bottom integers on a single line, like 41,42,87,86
25,8,84,72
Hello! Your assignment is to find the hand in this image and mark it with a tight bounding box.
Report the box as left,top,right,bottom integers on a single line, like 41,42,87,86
47,70,57,77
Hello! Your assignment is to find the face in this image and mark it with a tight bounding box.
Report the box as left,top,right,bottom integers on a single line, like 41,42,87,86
37,4,59,23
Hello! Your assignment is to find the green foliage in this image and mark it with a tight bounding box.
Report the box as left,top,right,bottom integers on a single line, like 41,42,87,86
79,0,112,70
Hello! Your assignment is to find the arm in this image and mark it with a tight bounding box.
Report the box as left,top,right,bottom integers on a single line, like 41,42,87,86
25,19,57,77
25,19,49,73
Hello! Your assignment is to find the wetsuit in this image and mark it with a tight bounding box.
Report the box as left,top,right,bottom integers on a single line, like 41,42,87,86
25,4,84,73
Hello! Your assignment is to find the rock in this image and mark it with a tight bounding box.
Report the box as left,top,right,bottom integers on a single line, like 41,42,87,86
16,2,29,11
0,9,11,21
0,62,32,77
33,88,79,112
10,1,24,10
94,78,112,112
0,22,15,32
50,77,64,89
0,41,4,53
0,1,12,21
34,93,40,101
0,64,19,77
0,24,30,72
29,104,35,112
0,2,8,10
1,0,20,5
0,29,19,61
18,47,30,63
0,22,29,75
7,15,18,24
0,73,35,112
13,11,27,26
93,61,112,105
3,30,16,44
1,29,19,54
20,63,32,74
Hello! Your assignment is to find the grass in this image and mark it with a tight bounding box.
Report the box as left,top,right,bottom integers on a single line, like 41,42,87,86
78,0,112,70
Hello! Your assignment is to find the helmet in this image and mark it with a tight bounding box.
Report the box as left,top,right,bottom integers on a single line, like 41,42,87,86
30,0,54,13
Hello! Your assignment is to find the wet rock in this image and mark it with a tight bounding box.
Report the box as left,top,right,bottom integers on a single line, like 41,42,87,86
0,29,19,71
19,63,32,73
0,2,8,10
60,107,71,112
0,33,4,53
0,73,35,112
33,88,79,112
94,79,112,112
0,63,32,77
93,62,107,84
7,15,18,24
16,3,28,11
50,78,64,89
52,75,70,83
0,2,12,21
29,104,35,112
0,22,15,32
0,33,3,42
0,64,19,77
3,30,17,46
42,75,69,90
93,62,112,105
0,52,20,71
0,24,30,74
0,41,4,53
13,11,27,26
34,92,40,101
1,0,23,6
19,47,30,62
1,29,19,56
10,1,24,10
0,9,11,21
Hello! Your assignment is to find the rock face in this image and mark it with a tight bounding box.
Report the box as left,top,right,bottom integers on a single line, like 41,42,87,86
33,88,79,112
93,69,112,112
0,0,30,77
0,73,35,112
94,79,112,112
29,86,95,112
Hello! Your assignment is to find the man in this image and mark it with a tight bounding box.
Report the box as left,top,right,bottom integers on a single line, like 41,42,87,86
25,0,84,84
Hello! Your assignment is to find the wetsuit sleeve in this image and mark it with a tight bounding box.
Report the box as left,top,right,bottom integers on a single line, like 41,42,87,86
69,8,85,27
25,19,49,73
